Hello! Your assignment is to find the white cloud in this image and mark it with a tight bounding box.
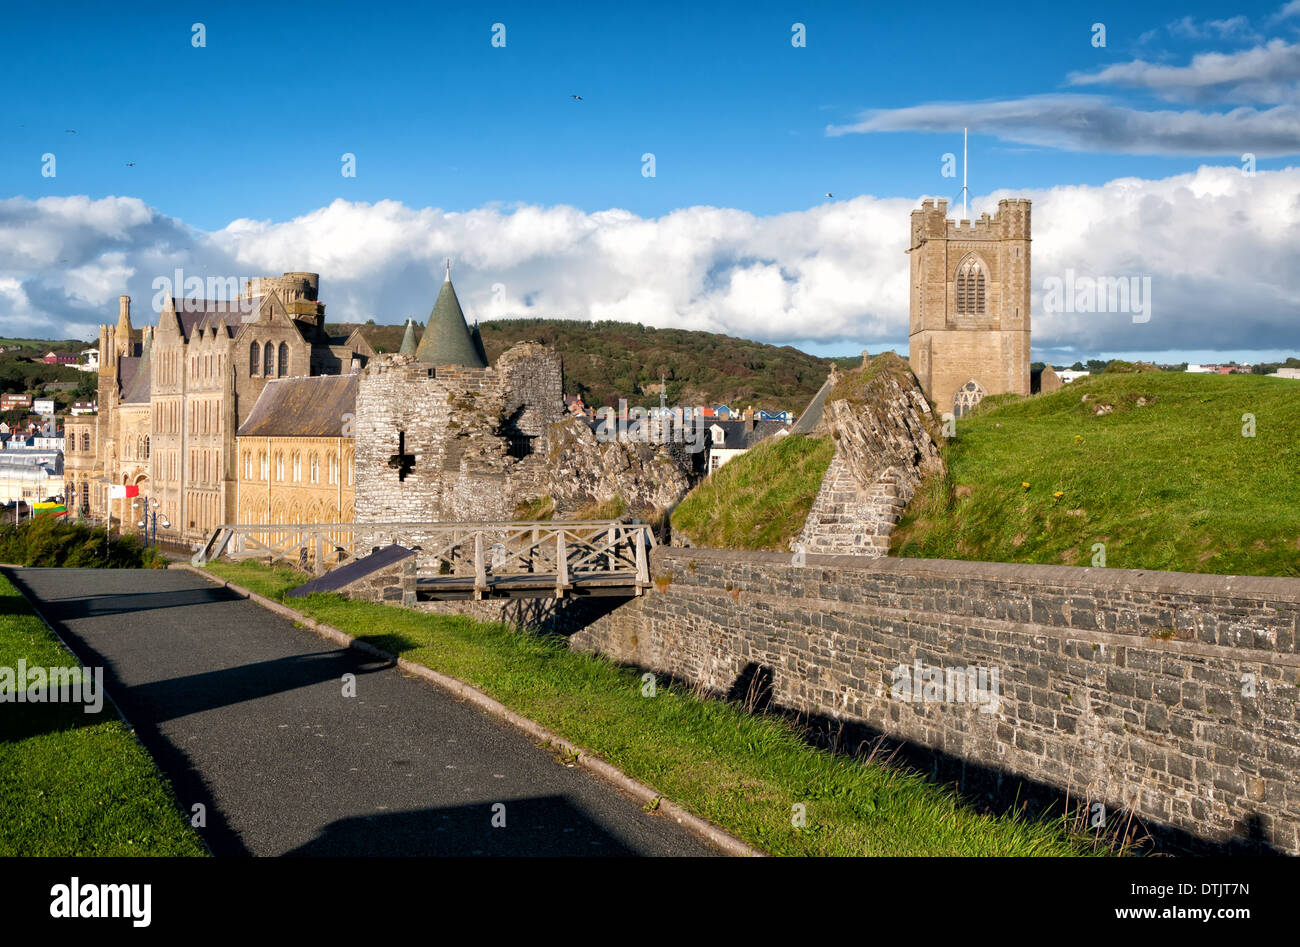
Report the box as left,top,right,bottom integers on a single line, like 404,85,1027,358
1,169,1299,358
1068,39,1300,103
826,95,1300,155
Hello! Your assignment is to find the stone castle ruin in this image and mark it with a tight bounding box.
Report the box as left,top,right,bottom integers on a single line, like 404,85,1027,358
353,266,693,558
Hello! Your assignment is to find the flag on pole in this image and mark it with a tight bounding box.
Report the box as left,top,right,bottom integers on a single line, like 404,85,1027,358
108,485,139,499
34,502,67,516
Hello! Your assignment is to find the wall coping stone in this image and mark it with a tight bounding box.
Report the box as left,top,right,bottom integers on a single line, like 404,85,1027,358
652,546,1300,603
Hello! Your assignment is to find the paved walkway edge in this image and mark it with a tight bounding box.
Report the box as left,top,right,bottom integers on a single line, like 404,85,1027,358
173,563,764,858
1,565,215,857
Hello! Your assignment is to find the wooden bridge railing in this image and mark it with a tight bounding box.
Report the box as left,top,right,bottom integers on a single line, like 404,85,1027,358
193,520,655,596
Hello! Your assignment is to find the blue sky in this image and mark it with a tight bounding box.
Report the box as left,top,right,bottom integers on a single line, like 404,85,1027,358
2,0,1298,363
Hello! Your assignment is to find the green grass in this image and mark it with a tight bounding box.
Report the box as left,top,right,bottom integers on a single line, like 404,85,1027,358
204,559,1120,856
892,372,1300,576
0,575,206,856
672,434,835,551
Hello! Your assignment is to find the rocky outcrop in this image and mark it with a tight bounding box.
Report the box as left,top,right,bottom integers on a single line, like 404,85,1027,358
795,352,945,557
536,418,693,519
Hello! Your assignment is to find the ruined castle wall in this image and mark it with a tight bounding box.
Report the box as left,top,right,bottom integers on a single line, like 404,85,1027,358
352,349,566,563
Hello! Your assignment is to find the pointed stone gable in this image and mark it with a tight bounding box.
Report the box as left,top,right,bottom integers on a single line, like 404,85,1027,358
415,271,487,369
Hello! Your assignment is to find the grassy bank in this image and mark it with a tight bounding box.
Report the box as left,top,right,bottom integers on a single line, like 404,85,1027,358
0,574,205,856
671,434,834,551
203,559,1121,856
893,372,1300,577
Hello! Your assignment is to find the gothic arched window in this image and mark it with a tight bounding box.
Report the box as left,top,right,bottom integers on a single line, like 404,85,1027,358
277,343,288,377
263,341,275,376
955,257,987,316
250,342,260,376
953,379,986,419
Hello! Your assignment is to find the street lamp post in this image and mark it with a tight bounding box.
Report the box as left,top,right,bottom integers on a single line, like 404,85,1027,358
134,496,171,548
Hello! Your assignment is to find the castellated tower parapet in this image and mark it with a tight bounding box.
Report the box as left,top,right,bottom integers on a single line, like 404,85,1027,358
907,197,1031,418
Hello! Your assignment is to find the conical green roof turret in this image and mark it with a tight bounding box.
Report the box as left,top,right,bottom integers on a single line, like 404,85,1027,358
415,262,487,368
399,317,418,356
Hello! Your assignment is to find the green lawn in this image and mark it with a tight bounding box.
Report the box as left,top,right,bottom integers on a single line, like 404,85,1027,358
203,559,1125,856
0,575,206,856
671,434,835,551
893,372,1300,576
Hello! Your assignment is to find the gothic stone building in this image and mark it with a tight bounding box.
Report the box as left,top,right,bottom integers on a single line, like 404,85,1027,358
69,274,374,543
907,198,1031,418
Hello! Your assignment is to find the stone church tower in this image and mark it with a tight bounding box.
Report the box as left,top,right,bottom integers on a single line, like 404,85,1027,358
907,198,1031,417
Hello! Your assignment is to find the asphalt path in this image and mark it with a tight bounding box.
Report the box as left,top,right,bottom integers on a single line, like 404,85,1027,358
9,567,718,856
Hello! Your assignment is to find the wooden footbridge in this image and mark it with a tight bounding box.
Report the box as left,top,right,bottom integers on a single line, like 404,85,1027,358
193,520,654,601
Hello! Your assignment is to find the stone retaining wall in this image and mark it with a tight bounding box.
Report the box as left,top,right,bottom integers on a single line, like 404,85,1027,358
569,547,1300,854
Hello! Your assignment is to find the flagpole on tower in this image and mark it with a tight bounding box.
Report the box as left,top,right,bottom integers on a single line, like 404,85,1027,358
962,127,968,221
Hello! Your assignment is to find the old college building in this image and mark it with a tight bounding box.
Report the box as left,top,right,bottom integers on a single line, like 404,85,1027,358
66,266,563,547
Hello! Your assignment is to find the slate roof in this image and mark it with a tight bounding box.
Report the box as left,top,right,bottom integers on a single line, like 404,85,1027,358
117,355,141,399
287,544,415,598
171,297,264,340
415,275,487,369
707,419,789,450
399,319,418,355
121,335,153,404
236,374,358,438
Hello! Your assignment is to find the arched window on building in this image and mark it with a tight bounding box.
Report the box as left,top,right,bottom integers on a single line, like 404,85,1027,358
292,453,301,482
329,453,338,485
82,432,90,452
244,452,252,480
953,379,986,419
277,343,288,377
144,435,150,459
275,452,284,482
250,342,260,375
309,453,319,484
955,257,987,316
259,452,269,481
263,341,275,376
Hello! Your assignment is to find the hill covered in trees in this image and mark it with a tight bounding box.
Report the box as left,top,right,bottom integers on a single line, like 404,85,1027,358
330,318,850,412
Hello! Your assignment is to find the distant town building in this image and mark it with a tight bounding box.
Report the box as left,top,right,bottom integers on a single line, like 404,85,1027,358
1268,368,1300,379
0,394,32,411
42,351,79,366
1185,364,1216,374
33,398,55,416
70,401,97,415
0,447,63,505
705,417,790,474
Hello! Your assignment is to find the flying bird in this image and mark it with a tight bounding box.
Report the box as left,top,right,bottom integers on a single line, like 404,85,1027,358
571,94,583,101
126,162,135,167
825,192,833,198
64,129,76,134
